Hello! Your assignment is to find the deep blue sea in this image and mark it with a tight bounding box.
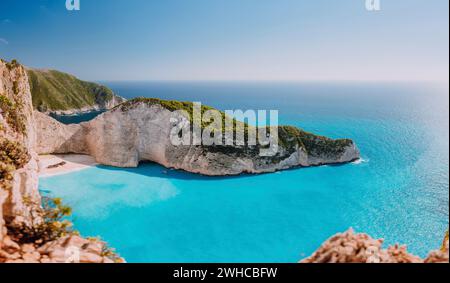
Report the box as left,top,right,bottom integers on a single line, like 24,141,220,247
50,110,106,124
40,82,449,263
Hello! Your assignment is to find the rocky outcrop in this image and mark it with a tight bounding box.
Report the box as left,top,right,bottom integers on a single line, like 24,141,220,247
1,59,123,264
35,99,360,176
300,229,449,263
34,111,89,155
0,59,41,230
0,190,7,246
0,234,123,263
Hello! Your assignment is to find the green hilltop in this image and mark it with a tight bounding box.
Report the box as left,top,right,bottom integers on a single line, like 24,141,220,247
26,68,122,112
114,97,354,157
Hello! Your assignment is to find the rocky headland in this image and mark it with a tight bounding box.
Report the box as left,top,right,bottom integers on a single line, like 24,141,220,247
34,98,360,176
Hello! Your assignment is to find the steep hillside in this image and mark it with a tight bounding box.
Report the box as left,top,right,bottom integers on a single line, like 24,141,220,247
1,59,123,263
26,67,124,113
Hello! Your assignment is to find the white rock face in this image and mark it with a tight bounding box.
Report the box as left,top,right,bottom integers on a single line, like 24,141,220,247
35,102,360,176
7,154,41,227
299,229,449,263
34,111,88,155
0,60,41,230
0,190,7,247
1,60,125,263
0,234,124,263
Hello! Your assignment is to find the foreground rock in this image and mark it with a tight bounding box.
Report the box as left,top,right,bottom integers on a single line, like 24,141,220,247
1,59,123,264
300,229,449,263
0,234,123,263
35,99,360,176
1,59,42,231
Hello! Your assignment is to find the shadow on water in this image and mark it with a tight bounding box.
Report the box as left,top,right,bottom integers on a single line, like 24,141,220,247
95,161,255,181
93,159,352,181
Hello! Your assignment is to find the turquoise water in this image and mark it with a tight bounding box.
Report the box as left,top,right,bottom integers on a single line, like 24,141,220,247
39,82,449,262
50,110,106,125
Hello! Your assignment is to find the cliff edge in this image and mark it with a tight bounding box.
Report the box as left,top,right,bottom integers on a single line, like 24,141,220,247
1,59,123,263
35,98,360,176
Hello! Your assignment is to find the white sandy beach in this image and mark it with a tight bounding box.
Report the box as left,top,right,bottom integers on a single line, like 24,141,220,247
38,154,98,177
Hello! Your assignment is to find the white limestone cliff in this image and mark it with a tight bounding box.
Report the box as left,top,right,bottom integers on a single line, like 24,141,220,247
0,60,41,231
1,60,123,263
35,102,360,176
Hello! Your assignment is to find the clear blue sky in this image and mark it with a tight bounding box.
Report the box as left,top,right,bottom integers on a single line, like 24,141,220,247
0,0,448,81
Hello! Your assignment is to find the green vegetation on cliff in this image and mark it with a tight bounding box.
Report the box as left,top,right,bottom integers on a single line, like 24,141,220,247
27,68,120,112
443,230,449,252
0,138,30,190
0,93,27,134
278,126,353,156
11,196,74,244
3,59,20,71
114,97,354,156
115,97,248,132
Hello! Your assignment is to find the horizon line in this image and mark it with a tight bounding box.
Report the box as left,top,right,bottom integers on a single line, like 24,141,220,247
2,58,447,85
96,79,450,84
